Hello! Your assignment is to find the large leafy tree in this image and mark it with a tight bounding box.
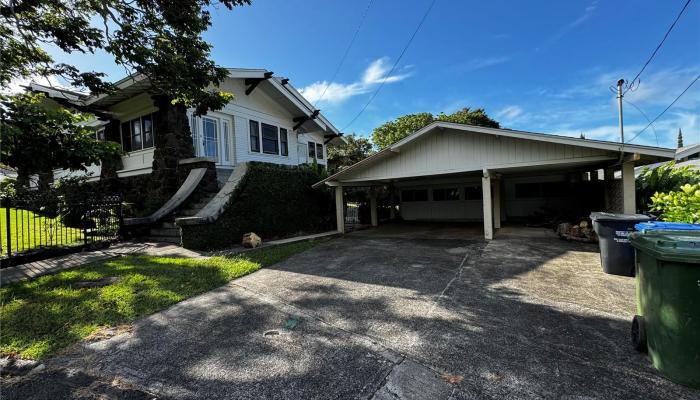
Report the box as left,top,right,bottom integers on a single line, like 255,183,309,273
1,0,251,114
327,134,375,171
1,92,121,188
372,107,500,150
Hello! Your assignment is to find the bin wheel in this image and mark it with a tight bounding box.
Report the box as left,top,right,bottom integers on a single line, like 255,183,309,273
631,315,647,352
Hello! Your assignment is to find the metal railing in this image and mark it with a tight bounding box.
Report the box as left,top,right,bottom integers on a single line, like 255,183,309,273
1,195,123,265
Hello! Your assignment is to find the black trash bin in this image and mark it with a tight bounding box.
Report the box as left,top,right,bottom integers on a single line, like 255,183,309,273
590,212,652,277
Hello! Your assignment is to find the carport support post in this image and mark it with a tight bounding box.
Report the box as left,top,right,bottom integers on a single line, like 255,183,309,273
493,178,501,229
482,171,494,240
335,185,345,233
622,162,636,214
369,188,378,227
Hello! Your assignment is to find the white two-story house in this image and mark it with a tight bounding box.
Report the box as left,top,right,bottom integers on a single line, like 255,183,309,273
31,68,345,183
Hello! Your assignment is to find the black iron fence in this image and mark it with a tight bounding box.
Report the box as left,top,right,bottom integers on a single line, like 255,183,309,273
1,195,123,266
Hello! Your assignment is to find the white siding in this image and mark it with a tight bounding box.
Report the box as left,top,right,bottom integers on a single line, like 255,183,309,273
209,78,327,167
342,129,613,182
397,178,484,221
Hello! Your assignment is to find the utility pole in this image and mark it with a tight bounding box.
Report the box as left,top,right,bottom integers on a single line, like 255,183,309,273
616,79,625,143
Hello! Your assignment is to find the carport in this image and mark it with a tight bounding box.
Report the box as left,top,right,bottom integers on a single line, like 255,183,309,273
314,122,675,239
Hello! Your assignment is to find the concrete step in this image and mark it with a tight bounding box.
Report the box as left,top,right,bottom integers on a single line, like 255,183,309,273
148,235,181,245
159,221,177,229
150,227,180,237
176,208,199,217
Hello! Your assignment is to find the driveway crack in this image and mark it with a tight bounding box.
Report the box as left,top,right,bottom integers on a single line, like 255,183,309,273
427,242,486,316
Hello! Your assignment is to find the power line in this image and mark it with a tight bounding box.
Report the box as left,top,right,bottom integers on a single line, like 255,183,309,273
341,0,438,131
623,98,659,146
627,73,700,144
623,0,693,94
314,0,375,107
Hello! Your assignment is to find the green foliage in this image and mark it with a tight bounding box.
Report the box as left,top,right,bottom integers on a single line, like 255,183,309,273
327,134,375,171
1,0,251,115
372,107,500,149
649,184,700,223
181,162,334,250
636,162,700,212
0,240,317,359
372,112,434,150
0,92,122,184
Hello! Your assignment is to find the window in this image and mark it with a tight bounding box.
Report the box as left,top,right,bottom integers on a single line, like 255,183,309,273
120,114,156,152
131,119,142,150
95,128,105,141
261,123,279,154
191,114,199,153
316,143,324,160
222,120,230,162
464,185,482,200
433,188,459,201
249,120,260,152
308,142,316,158
142,115,154,148
203,117,218,158
280,128,288,156
402,189,428,202
121,122,132,152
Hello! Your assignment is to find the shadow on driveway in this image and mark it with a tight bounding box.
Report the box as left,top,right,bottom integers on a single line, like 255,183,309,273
5,229,698,399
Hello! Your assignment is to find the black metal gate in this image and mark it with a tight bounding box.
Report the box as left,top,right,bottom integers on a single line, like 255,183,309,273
1,195,123,267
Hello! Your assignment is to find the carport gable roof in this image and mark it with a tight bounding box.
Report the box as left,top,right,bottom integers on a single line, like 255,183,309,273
313,121,676,188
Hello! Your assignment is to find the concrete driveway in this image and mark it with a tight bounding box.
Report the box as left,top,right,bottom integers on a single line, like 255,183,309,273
6,225,699,399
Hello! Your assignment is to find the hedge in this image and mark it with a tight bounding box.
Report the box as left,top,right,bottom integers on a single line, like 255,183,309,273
180,162,334,250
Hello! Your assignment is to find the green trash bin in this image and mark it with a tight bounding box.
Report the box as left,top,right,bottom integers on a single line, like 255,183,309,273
629,231,700,388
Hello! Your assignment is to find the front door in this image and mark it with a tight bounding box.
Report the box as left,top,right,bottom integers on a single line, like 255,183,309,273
202,117,219,160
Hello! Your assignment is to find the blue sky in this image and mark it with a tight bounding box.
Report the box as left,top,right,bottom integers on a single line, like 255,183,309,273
41,0,700,147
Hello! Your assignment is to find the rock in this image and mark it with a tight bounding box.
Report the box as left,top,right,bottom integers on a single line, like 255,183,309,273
242,232,262,248
579,220,589,229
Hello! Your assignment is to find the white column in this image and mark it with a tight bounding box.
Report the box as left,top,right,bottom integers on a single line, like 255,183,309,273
493,179,501,229
335,186,345,233
482,173,493,240
622,162,636,214
370,188,378,227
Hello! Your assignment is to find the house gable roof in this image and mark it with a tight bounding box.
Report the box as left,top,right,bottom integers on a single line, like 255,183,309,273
29,69,346,143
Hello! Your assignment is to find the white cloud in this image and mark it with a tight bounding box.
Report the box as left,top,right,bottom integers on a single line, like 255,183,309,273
299,57,411,106
496,105,524,121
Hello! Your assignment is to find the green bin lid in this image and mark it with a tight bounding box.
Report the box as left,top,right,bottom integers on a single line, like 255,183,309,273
629,232,700,264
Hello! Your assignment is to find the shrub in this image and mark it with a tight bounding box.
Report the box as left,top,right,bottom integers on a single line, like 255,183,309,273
649,183,700,223
181,162,334,250
636,162,700,212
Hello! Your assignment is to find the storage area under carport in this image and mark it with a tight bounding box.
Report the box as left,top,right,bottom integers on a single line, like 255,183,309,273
314,122,676,239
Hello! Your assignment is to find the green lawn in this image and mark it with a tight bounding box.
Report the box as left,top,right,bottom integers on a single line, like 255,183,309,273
1,207,84,255
0,240,318,359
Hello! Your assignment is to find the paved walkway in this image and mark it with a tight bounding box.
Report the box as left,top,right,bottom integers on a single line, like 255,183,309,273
1,231,339,285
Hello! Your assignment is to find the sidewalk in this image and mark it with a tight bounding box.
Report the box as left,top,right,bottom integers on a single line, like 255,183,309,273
1,241,205,285
1,231,339,285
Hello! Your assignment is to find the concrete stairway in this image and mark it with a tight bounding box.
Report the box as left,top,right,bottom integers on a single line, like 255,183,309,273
147,192,217,244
